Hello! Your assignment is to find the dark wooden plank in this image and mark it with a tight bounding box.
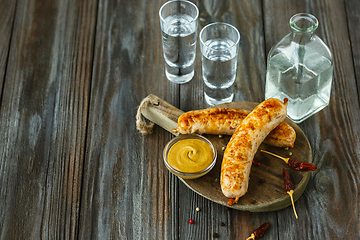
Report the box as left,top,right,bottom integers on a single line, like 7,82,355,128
78,0,181,239
0,0,97,239
346,0,360,104
0,0,16,101
264,0,360,239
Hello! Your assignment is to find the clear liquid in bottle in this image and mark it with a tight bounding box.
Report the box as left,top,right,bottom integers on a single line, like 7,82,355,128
265,13,333,123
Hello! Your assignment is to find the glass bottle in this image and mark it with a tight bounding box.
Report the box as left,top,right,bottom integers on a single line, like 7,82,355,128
265,13,333,123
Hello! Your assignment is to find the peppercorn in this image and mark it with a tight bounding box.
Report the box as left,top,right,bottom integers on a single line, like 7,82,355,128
189,219,194,224
213,232,219,238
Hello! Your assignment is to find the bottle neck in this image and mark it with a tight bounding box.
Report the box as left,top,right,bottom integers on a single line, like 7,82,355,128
289,13,318,44
291,31,314,44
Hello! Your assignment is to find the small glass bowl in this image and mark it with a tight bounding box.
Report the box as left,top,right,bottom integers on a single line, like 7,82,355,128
163,134,217,179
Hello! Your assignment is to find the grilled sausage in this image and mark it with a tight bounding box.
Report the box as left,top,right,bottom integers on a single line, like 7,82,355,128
220,98,288,204
172,107,295,148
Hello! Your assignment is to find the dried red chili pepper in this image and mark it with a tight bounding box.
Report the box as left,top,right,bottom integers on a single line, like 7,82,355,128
288,158,317,171
282,168,298,219
261,150,317,171
246,221,270,240
282,168,294,192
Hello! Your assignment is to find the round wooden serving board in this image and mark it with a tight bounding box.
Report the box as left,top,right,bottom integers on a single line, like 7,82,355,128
179,101,312,212
139,94,313,212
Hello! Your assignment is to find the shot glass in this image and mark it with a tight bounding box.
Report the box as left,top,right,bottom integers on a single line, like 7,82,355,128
159,0,199,84
199,22,240,105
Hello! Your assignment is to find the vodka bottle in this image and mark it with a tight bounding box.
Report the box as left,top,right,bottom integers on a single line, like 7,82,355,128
265,13,333,123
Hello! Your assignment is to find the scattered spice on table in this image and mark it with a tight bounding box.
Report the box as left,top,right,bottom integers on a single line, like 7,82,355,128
189,219,194,224
283,168,298,219
252,160,260,166
246,221,269,240
196,207,200,212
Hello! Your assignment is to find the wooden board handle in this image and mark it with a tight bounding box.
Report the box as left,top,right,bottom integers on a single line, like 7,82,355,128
136,94,183,135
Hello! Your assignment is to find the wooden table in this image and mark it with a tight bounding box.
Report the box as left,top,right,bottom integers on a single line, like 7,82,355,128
1,0,359,239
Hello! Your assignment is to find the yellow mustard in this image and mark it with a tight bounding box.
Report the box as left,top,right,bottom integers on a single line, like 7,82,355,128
167,139,213,173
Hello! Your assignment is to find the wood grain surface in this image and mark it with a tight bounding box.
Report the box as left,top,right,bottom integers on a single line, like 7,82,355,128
0,0,96,239
0,0,359,239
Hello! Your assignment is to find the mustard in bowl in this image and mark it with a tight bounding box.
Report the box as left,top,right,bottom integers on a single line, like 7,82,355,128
163,134,217,179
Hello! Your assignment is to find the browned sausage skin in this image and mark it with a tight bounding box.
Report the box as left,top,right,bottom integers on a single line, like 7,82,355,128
172,107,295,148
221,98,288,204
